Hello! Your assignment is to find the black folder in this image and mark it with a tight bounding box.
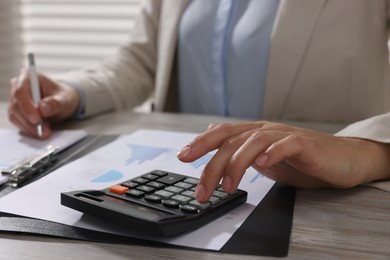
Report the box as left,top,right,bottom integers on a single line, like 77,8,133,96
0,135,295,257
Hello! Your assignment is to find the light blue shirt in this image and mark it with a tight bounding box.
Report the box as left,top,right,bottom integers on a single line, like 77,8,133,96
178,0,280,119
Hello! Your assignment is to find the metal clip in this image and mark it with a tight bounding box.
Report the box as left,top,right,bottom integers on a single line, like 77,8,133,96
2,145,59,187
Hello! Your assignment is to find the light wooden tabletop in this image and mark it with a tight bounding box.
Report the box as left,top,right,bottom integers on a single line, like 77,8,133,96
0,103,389,259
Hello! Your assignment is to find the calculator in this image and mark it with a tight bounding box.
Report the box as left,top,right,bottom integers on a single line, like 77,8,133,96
61,170,247,237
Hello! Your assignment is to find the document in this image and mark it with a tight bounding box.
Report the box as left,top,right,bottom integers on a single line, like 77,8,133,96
0,129,88,185
0,129,275,250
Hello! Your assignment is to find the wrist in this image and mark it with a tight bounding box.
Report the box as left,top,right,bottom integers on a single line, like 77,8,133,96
59,80,85,119
351,138,390,185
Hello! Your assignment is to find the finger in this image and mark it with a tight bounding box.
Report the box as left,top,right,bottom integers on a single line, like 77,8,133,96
254,134,319,170
33,73,59,118
222,131,290,192
9,77,17,91
9,101,52,139
39,94,75,122
207,123,217,130
252,134,331,188
40,122,52,139
195,131,251,202
13,70,42,125
177,121,265,162
8,85,36,135
8,105,38,137
256,161,328,189
39,97,61,118
15,67,27,88
40,81,80,121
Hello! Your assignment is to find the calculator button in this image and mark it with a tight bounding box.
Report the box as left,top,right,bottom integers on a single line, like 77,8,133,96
208,196,220,205
136,185,155,194
218,187,238,195
189,200,211,210
61,169,249,237
109,185,129,194
212,190,229,200
181,190,195,198
154,190,174,200
141,173,159,180
171,194,192,204
180,204,199,214
184,178,199,185
146,181,165,189
162,199,179,209
145,194,162,203
121,181,139,189
165,186,183,194
157,174,186,185
125,189,145,198
174,182,193,190
132,177,149,184
150,170,168,177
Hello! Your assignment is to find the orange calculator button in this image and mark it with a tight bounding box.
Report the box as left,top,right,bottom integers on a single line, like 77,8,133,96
109,185,129,194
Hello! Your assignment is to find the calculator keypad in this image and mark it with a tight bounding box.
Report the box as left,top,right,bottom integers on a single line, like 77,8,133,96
108,170,229,214
61,169,248,236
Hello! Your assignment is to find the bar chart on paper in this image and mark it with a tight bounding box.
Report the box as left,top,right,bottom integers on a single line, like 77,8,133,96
125,144,213,169
63,130,266,193
77,144,214,186
124,143,263,184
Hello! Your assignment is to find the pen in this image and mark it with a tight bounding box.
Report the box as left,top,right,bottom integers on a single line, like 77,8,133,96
28,53,44,138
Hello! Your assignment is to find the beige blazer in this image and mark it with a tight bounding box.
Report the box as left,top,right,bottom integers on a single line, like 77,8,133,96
60,0,390,138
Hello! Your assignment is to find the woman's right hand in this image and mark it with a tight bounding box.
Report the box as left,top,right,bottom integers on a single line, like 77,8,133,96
8,69,80,139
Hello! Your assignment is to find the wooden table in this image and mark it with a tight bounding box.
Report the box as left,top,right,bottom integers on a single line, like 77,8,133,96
0,103,389,259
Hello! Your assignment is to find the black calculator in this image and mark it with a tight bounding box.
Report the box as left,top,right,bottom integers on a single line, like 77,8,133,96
61,170,247,237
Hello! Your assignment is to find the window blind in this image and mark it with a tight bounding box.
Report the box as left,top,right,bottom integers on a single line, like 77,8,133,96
21,0,141,75
0,0,23,100
0,0,141,101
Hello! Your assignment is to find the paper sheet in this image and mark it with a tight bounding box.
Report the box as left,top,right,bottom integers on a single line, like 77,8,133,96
0,128,88,171
0,129,274,250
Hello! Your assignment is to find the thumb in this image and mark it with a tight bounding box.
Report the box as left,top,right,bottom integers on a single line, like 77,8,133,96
39,96,62,118
39,90,79,122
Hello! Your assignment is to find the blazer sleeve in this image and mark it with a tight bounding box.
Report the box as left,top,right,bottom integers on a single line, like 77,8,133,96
56,0,160,117
335,113,390,143
335,112,390,192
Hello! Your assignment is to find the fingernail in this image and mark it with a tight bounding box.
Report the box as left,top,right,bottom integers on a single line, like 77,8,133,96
207,123,216,130
177,146,191,159
17,71,26,87
28,114,39,124
222,176,232,191
195,184,206,201
40,101,51,115
255,154,268,166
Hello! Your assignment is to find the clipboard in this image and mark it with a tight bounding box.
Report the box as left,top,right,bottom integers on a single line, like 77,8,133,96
0,134,115,191
0,134,295,257
0,129,90,188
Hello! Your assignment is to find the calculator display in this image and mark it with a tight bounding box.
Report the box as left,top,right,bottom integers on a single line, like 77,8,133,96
103,194,177,221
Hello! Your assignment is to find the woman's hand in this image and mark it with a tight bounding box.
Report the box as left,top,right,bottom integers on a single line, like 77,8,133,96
177,121,390,202
8,69,80,139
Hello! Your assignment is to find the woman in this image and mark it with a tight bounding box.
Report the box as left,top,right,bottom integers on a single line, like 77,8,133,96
8,0,390,199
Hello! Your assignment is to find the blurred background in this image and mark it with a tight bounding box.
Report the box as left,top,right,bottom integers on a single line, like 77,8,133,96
0,0,141,101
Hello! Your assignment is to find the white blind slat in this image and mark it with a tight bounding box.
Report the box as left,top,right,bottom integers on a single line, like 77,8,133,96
0,0,141,103
0,1,23,101
21,0,141,76
24,31,130,46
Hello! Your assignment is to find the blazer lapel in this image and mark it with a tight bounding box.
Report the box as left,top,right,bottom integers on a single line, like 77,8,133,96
263,0,328,119
154,0,189,111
